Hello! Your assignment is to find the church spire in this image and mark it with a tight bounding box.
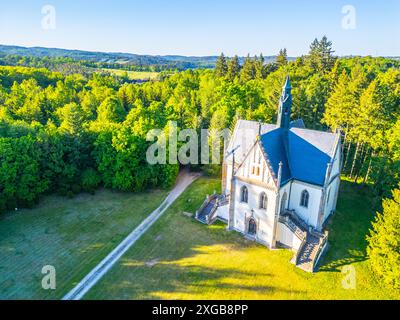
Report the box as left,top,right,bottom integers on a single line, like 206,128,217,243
277,76,292,129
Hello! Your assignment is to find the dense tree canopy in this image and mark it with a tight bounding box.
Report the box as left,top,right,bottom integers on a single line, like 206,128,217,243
0,37,399,218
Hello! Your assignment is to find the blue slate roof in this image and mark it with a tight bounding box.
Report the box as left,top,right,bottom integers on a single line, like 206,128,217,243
260,129,292,183
289,119,305,129
228,77,340,187
226,119,308,166
259,127,338,186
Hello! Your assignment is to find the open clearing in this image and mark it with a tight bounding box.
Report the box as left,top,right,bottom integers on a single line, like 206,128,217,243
86,178,400,300
0,188,169,299
99,68,160,81
1,177,399,300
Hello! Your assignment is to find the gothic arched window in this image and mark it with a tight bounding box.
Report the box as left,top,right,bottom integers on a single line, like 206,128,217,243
259,192,267,209
241,186,248,203
300,190,309,208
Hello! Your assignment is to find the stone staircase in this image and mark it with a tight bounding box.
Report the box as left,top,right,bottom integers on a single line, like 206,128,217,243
196,198,217,224
281,210,328,273
196,194,227,225
295,234,321,272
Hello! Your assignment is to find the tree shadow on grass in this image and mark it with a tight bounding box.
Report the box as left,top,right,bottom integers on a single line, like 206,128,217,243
112,249,304,300
318,180,377,272
92,217,305,300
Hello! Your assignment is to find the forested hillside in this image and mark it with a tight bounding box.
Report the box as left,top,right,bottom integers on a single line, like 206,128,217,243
0,37,399,215
0,44,286,72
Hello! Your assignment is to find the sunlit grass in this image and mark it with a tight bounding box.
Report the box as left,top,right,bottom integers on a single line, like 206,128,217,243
87,178,400,300
0,188,169,299
1,176,398,300
99,68,160,81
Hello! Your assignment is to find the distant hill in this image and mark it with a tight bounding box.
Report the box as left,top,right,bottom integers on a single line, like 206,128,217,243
0,44,293,69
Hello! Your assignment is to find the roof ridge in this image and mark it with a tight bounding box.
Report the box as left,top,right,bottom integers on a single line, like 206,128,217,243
282,130,292,178
290,126,336,136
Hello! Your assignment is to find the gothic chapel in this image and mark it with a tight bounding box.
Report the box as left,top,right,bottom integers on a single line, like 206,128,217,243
196,77,342,272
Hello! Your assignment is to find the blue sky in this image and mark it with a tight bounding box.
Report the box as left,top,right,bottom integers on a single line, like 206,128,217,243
0,0,399,56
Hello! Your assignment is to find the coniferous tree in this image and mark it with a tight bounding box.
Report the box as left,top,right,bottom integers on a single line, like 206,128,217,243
57,102,84,136
255,54,266,79
276,48,288,67
215,53,228,77
240,55,256,82
367,187,400,289
307,36,336,73
227,55,241,80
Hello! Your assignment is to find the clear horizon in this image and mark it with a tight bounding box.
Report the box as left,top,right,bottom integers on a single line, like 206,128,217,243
0,0,399,57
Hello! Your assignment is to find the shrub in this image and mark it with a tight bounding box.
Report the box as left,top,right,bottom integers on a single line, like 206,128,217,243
81,168,102,193
367,186,400,289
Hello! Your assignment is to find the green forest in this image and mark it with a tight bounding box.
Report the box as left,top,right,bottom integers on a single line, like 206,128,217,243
0,44,242,72
1,37,400,287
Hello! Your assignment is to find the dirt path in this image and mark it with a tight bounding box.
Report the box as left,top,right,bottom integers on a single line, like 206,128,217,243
62,169,200,300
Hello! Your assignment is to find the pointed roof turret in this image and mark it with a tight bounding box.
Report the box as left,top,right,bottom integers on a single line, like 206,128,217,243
284,75,291,90
277,76,293,129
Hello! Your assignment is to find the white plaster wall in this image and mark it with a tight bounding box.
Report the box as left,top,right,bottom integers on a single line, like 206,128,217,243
217,203,229,221
236,143,276,187
323,141,341,223
276,222,303,251
224,163,233,194
288,181,322,229
233,179,277,246
324,176,340,222
279,183,291,212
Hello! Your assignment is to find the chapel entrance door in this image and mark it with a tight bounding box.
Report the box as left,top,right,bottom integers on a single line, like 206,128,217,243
248,218,257,236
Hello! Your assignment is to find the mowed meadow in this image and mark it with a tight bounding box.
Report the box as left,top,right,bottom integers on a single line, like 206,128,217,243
0,189,169,299
1,177,398,299
84,178,399,300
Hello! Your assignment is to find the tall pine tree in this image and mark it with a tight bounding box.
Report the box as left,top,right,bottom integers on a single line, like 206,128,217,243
215,53,228,77
276,48,288,67
227,55,241,80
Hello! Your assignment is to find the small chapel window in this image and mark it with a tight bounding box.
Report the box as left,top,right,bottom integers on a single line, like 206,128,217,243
300,190,309,208
251,165,260,176
241,186,248,203
259,192,267,210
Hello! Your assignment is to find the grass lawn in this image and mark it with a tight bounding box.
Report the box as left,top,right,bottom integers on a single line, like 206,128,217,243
86,177,400,300
99,68,160,81
0,188,169,299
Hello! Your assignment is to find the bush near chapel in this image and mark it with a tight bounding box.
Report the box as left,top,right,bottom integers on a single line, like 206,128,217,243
367,186,400,289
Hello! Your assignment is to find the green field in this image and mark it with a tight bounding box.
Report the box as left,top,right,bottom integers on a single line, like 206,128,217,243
1,177,399,300
86,178,400,300
0,188,169,299
99,68,160,81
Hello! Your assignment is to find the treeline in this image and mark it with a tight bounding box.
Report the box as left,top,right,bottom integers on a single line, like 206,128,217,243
0,53,207,74
0,54,175,76
0,37,399,215
0,68,180,212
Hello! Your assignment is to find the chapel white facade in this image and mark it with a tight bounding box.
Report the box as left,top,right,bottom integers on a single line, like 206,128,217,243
196,77,342,272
